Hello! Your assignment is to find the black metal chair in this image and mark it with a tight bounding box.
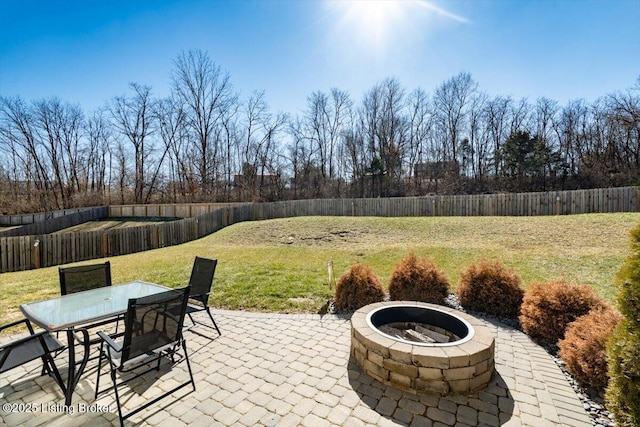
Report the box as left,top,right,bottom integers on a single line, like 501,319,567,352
185,256,221,336
0,318,66,394
94,287,195,427
59,261,112,295
58,261,120,355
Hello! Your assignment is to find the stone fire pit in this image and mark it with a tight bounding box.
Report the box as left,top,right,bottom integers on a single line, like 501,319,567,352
351,301,495,395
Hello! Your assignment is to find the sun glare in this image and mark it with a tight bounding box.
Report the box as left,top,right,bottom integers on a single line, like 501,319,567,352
341,0,403,50
326,0,470,57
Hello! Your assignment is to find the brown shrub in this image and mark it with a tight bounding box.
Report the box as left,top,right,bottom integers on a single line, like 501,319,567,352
519,280,607,346
456,259,524,317
388,253,449,303
335,263,385,311
558,306,622,391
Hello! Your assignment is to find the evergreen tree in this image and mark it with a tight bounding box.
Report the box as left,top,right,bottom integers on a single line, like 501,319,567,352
606,223,640,426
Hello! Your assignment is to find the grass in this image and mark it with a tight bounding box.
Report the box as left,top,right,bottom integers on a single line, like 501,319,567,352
1,213,639,326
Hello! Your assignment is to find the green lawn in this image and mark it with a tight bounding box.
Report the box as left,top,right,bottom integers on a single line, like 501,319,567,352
1,213,638,325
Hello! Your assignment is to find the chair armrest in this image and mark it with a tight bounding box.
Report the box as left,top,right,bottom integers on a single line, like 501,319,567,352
97,331,122,352
190,292,211,306
190,291,210,299
0,318,29,333
0,330,52,350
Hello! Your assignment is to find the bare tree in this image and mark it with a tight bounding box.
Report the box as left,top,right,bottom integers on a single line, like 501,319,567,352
554,99,586,177
608,89,640,174
109,83,155,203
433,72,478,164
152,97,187,203
238,91,287,201
33,98,85,207
360,78,407,195
341,104,368,197
484,95,512,176
171,50,237,199
33,98,66,207
406,88,433,193
287,115,314,198
0,96,54,210
85,109,111,201
304,88,352,191
509,97,531,135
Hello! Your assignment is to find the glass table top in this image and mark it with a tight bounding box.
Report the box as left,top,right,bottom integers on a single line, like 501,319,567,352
20,281,170,330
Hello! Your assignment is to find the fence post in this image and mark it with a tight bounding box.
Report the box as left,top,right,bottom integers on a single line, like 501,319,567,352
33,238,40,269
102,233,108,257
154,226,160,249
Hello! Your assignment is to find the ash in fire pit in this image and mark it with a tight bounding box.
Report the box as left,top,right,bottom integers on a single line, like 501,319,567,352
351,302,495,395
378,322,457,343
367,303,475,347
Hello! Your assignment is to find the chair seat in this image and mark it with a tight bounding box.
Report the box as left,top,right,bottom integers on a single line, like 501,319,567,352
166,302,206,317
185,303,205,314
103,331,180,369
0,333,64,374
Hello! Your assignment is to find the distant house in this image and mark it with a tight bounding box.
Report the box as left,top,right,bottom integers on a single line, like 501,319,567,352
4,179,34,196
413,161,459,183
233,173,280,187
166,179,199,198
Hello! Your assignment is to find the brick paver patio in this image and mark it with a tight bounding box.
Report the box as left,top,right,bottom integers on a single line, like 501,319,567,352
1,309,592,426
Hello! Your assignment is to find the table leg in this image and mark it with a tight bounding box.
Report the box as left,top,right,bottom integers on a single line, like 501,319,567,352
64,328,90,406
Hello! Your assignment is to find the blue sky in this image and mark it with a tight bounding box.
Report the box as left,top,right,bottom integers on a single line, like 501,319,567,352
1,0,639,116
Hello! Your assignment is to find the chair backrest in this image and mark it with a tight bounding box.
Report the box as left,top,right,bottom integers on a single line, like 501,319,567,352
120,287,190,364
59,261,112,295
188,257,217,301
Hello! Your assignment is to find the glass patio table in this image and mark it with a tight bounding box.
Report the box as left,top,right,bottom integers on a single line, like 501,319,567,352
20,280,170,406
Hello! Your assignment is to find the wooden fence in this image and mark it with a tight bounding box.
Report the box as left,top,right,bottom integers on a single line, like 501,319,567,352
0,207,103,226
108,203,243,218
251,186,640,219
1,187,638,273
0,207,108,237
0,204,254,273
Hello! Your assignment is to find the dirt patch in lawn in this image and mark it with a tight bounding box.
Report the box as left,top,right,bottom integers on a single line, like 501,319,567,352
54,217,181,233
216,217,388,248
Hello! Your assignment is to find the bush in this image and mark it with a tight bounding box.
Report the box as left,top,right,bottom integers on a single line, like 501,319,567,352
335,263,384,311
456,259,523,317
519,280,607,346
558,306,622,391
388,253,449,303
606,223,640,427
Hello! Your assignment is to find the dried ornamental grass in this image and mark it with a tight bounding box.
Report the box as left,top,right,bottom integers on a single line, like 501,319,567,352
558,306,622,390
456,259,524,317
335,263,384,311
519,280,607,346
388,253,449,303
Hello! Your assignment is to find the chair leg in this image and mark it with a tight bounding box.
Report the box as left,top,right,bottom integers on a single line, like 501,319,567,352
182,340,196,391
187,312,196,328
41,353,66,395
94,342,105,399
205,307,221,335
110,367,125,427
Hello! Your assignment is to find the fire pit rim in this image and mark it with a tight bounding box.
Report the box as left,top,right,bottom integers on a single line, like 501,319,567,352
365,303,476,347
